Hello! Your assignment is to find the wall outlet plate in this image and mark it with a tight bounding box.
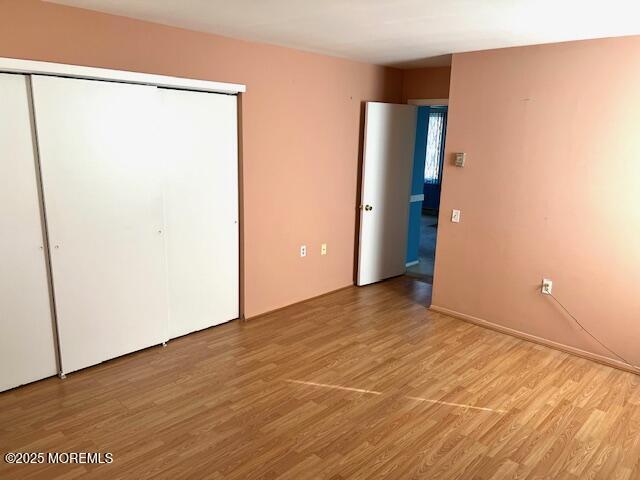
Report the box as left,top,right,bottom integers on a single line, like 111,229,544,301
300,245,307,257
542,278,553,295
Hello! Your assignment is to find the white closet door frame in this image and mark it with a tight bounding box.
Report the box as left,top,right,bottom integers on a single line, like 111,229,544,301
0,57,245,94
0,73,59,391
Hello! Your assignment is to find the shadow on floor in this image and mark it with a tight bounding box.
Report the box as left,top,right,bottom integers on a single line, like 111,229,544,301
380,275,433,307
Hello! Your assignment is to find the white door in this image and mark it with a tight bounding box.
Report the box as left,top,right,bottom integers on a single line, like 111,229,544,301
31,76,169,374
0,74,58,391
159,88,239,339
357,102,417,286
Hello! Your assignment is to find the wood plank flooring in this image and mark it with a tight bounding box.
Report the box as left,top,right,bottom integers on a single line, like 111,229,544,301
1,276,640,479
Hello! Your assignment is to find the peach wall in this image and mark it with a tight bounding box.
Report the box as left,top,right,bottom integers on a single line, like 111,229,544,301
433,37,640,366
402,66,451,102
0,0,403,318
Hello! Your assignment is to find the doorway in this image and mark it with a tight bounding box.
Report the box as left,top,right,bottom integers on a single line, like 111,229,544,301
355,101,448,291
405,105,448,285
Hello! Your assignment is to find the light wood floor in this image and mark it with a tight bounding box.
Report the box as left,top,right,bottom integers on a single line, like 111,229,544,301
2,276,640,479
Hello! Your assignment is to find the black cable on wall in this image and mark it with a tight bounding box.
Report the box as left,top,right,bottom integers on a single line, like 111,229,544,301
549,293,638,371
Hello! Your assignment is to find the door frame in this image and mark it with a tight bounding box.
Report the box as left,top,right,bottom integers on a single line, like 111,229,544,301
406,102,449,288
408,98,449,106
355,98,450,289
0,57,245,94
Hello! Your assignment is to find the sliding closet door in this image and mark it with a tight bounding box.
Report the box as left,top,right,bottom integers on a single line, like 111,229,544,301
160,89,239,339
0,74,58,391
31,76,169,374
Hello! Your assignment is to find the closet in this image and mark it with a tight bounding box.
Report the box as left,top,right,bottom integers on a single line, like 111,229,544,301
0,59,244,389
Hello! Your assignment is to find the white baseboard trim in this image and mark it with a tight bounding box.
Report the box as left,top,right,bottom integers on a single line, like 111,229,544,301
429,304,640,375
405,261,419,267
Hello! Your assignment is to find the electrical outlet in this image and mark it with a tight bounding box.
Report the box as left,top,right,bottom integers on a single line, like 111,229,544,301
451,209,461,223
541,278,553,295
321,243,327,256
300,245,307,257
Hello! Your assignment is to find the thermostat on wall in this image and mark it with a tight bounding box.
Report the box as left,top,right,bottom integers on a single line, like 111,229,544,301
455,152,466,167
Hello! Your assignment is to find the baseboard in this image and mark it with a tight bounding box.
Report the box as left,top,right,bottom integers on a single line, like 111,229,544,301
245,285,354,321
429,304,640,375
405,260,419,267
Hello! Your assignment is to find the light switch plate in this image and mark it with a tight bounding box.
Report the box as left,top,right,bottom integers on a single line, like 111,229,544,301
451,209,461,223
321,243,327,255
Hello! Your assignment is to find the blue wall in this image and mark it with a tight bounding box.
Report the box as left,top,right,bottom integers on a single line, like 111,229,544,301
406,105,448,264
423,183,442,210
405,106,429,265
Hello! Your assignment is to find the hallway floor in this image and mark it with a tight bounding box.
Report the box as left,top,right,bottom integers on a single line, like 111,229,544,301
406,213,438,284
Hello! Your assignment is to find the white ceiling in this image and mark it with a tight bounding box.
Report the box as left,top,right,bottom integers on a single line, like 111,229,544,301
47,0,640,68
